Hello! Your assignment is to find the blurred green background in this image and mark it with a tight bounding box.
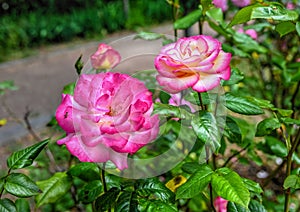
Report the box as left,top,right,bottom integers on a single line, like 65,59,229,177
0,0,172,62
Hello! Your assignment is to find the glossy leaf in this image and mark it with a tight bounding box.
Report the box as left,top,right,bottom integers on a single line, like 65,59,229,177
281,117,300,126
0,198,16,212
275,21,295,37
212,168,250,207
191,111,220,150
67,162,100,181
114,191,139,212
7,139,49,170
35,172,72,207
153,103,181,118
227,201,249,212
225,93,264,115
242,178,263,194
5,173,40,197
228,4,259,27
95,187,121,212
248,199,267,212
15,199,30,212
272,108,293,117
224,116,242,143
176,164,213,199
296,22,300,36
139,199,178,212
283,174,300,189
136,178,175,202
246,97,274,109
174,9,202,30
181,162,202,174
265,136,287,157
78,180,102,204
255,118,281,137
251,3,298,21
206,7,223,23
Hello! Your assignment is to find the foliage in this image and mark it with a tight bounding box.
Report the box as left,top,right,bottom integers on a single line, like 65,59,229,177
1,0,300,211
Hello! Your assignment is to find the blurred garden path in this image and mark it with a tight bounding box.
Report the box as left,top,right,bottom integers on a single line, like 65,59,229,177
0,23,213,144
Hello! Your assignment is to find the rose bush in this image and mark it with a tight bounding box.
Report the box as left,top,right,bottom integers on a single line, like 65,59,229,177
155,35,231,93
55,72,159,170
90,43,121,70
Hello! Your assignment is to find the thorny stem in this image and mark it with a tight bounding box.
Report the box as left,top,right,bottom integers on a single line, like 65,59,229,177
197,92,205,111
99,163,111,212
205,146,216,212
284,129,300,212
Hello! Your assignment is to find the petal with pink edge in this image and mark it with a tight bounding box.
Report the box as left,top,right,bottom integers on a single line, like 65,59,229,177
192,73,222,92
157,74,198,93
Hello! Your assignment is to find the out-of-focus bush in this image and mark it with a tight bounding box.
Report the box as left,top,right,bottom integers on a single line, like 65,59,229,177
0,0,171,62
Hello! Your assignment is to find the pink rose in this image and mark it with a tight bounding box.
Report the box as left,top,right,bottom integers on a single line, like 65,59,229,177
90,43,121,70
214,196,228,212
286,3,295,10
169,93,196,112
155,35,231,93
56,72,159,170
231,0,251,7
237,28,258,40
212,0,228,12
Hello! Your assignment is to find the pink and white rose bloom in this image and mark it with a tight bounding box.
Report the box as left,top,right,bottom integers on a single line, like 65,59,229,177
90,43,121,70
56,72,159,170
155,35,231,93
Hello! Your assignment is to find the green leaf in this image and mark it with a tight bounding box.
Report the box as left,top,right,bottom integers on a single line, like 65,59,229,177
4,173,40,197
174,9,202,30
114,191,139,212
35,172,72,207
139,199,178,212
283,175,300,189
228,4,259,27
74,54,84,75
255,118,281,137
176,164,213,199
78,180,102,204
265,136,287,157
251,3,298,21
95,187,121,212
0,80,18,95
242,178,263,194
67,162,100,181
272,108,293,117
134,31,166,41
296,22,300,36
136,178,175,202
275,21,295,37
225,93,264,115
0,198,17,212
248,199,267,212
206,7,223,23
192,111,220,150
221,68,244,86
154,103,184,118
181,162,202,174
227,201,249,212
281,117,300,126
224,116,242,144
63,82,76,95
212,168,250,207
246,97,274,109
15,199,30,212
7,139,49,170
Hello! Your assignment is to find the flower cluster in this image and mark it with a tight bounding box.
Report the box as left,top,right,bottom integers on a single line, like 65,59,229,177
56,34,231,170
